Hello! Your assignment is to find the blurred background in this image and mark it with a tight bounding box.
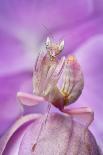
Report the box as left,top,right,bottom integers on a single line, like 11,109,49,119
0,0,103,151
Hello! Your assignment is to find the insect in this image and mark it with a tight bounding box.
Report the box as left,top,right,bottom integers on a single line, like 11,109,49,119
17,37,94,152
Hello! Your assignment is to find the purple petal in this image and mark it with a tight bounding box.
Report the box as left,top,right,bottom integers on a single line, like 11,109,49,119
0,114,41,155
0,113,101,155
0,29,36,76
0,71,32,136
55,16,103,56
0,0,95,29
74,35,103,151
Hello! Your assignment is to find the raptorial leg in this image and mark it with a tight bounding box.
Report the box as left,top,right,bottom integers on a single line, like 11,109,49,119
32,103,51,152
17,92,45,106
61,107,94,128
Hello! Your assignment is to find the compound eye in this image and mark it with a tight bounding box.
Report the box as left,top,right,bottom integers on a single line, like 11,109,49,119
46,37,51,48
46,44,48,49
59,40,64,51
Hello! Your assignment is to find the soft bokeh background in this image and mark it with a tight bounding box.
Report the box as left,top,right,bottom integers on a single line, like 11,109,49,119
0,0,103,151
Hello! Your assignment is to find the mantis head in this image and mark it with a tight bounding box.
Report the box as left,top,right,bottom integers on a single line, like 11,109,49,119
45,37,64,60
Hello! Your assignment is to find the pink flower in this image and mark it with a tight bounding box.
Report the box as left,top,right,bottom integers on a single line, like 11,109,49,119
0,0,103,152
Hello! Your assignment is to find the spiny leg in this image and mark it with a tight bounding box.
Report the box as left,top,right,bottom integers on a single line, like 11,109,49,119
32,103,51,152
17,92,51,152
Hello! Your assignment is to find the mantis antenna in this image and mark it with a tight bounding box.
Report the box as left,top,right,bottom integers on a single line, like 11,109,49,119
42,24,54,40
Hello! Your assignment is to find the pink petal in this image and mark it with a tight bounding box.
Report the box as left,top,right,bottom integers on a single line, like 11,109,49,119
0,29,35,76
0,113,100,155
74,35,103,151
0,71,32,136
0,114,41,155
16,113,102,155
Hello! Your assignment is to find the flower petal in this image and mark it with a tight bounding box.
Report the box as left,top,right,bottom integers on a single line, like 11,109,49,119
11,113,102,154
0,71,32,136
0,29,36,76
0,113,100,155
74,35,103,151
0,114,41,155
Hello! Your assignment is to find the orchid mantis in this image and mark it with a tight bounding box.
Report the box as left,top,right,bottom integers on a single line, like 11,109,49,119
17,37,94,151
